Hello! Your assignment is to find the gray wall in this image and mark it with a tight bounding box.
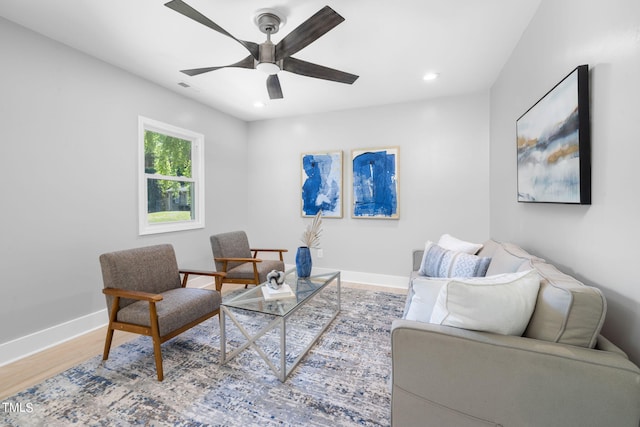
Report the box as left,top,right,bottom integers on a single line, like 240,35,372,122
0,17,249,344
490,0,640,363
246,94,491,278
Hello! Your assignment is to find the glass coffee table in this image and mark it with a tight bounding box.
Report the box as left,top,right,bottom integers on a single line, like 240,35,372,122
220,269,341,382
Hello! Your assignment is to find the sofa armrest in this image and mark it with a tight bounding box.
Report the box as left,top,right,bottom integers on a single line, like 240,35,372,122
391,319,640,427
412,250,424,271
595,333,630,358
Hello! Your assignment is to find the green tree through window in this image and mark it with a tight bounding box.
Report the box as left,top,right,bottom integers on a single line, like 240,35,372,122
145,131,193,221
139,117,204,234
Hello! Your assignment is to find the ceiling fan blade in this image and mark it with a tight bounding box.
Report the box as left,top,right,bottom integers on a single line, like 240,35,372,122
282,57,359,84
266,74,284,99
164,0,259,59
181,55,255,76
275,6,345,61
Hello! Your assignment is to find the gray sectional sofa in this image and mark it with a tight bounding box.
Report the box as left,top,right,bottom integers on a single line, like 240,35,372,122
391,239,640,427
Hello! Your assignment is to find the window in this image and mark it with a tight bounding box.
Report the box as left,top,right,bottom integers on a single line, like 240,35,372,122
138,116,204,235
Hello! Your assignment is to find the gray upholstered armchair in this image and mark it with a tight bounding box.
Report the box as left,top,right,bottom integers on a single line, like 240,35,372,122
210,231,287,292
99,244,225,381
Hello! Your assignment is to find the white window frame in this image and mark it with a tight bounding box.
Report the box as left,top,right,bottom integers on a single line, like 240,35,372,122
138,116,205,235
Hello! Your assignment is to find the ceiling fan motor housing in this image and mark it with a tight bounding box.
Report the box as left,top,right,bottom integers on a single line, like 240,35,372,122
259,40,277,64
256,42,281,74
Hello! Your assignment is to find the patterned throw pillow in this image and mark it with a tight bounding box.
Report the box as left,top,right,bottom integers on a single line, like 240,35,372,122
419,241,491,278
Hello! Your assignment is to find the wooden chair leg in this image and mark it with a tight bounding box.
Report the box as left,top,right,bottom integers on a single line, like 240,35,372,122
152,336,163,381
251,263,260,289
103,297,120,360
149,302,164,381
103,328,115,361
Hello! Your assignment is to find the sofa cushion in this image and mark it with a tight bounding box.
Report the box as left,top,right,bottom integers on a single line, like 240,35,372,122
418,241,491,278
437,234,483,254
524,260,606,348
476,239,500,258
485,242,543,276
429,270,541,336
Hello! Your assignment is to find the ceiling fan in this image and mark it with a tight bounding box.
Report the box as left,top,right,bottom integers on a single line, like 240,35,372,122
164,0,359,100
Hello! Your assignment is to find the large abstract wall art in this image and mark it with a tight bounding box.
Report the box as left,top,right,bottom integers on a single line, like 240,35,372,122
516,65,591,204
301,151,343,217
351,147,399,219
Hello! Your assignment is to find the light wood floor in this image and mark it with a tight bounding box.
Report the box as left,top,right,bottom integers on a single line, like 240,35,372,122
0,281,405,400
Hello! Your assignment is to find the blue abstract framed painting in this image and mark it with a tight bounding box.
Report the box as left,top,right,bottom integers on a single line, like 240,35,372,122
301,151,343,218
351,147,399,219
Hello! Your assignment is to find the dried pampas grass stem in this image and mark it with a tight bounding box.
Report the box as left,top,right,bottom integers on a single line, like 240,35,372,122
301,211,323,248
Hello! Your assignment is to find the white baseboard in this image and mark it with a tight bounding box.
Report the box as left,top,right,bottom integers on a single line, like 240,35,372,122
0,269,406,367
0,309,108,367
341,270,408,289
284,264,409,289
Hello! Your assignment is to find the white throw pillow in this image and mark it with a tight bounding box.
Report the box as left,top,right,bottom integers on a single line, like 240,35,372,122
405,277,450,322
437,234,483,255
429,270,541,336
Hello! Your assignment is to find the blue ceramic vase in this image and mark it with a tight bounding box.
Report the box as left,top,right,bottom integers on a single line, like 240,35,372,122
295,246,312,277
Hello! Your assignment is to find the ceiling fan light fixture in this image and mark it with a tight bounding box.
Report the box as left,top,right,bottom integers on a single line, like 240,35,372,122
256,61,281,75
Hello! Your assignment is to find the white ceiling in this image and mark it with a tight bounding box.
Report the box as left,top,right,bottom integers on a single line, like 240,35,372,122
0,0,540,122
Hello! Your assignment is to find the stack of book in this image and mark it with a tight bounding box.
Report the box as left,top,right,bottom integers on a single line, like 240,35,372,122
261,283,295,301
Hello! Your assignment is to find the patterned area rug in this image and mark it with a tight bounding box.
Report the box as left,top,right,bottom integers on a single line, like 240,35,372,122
2,287,405,427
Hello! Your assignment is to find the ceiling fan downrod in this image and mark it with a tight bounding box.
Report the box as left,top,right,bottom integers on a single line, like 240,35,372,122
256,13,281,74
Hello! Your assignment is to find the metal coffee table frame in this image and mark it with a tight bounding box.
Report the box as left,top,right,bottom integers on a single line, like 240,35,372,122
220,269,341,382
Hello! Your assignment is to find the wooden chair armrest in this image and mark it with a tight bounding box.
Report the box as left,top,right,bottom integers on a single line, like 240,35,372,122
251,248,287,261
214,257,262,263
179,270,226,288
102,287,163,302
250,248,288,253
179,269,226,278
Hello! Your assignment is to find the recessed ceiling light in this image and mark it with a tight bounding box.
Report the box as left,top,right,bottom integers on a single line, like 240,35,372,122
423,72,440,81
253,101,266,108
